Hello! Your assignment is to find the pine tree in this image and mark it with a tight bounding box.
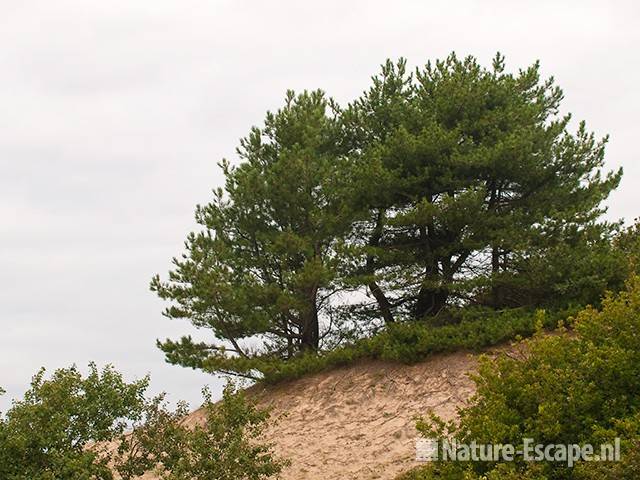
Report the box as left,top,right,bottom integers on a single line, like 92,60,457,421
151,90,361,377
153,54,623,378
342,54,622,322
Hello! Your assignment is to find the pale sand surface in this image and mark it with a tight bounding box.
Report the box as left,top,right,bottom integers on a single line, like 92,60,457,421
137,348,487,480
253,352,478,480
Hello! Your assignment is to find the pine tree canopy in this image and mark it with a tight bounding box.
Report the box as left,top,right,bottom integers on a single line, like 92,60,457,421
151,53,623,378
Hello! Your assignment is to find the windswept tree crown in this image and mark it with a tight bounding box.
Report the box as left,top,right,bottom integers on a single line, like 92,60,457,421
151,53,622,379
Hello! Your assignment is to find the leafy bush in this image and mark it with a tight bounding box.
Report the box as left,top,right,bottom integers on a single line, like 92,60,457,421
0,366,285,480
402,276,640,480
116,384,288,480
0,364,150,480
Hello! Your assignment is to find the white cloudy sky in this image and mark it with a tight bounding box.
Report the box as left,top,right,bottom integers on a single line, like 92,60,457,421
1,0,639,410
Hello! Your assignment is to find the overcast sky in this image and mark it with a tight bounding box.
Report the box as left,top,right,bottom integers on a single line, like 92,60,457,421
1,0,639,411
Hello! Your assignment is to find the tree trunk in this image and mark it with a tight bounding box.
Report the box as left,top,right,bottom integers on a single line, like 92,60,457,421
368,280,394,323
414,284,448,320
491,246,502,308
489,181,503,308
367,209,395,324
413,219,448,321
300,287,319,352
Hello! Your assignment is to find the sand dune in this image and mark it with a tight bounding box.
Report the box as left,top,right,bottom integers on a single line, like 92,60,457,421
169,349,484,480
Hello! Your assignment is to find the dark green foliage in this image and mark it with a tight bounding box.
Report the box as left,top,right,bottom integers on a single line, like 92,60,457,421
152,90,363,376
152,53,623,379
404,277,640,480
342,54,621,321
236,306,576,383
614,219,640,275
492,223,629,309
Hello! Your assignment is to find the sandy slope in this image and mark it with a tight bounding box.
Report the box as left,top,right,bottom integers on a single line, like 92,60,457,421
165,349,484,480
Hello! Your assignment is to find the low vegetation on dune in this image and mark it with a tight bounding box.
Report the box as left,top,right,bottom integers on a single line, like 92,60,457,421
401,276,640,480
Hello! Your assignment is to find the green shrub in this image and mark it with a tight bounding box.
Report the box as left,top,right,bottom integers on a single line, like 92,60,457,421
0,366,286,480
0,364,150,480
251,306,576,383
403,276,640,480
117,383,288,480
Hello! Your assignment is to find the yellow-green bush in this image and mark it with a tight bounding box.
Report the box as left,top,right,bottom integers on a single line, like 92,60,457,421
403,277,640,480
